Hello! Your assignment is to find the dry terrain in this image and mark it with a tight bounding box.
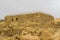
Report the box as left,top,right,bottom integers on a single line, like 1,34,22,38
0,12,60,40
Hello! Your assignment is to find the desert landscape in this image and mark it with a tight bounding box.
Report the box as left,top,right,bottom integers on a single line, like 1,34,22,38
0,12,60,40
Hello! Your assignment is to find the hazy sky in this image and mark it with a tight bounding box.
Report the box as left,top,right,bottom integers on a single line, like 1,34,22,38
0,0,60,19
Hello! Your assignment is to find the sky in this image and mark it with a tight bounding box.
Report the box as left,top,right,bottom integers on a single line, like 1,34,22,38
0,0,60,19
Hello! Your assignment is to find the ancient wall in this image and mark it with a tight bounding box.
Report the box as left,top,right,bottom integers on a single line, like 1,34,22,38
5,13,54,23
